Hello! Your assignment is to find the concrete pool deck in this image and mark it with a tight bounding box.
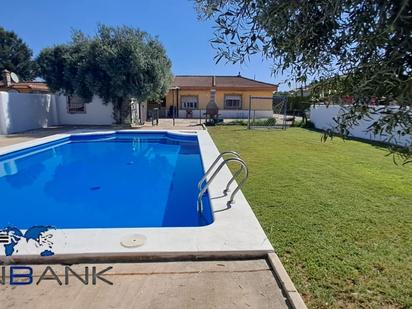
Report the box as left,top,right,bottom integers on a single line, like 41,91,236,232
0,121,204,148
0,126,306,308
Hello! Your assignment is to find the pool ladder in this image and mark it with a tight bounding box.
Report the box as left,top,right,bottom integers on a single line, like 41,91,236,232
197,151,248,213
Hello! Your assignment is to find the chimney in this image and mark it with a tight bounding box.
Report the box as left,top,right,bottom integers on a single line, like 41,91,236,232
208,75,218,115
2,70,11,87
210,88,216,103
210,76,217,105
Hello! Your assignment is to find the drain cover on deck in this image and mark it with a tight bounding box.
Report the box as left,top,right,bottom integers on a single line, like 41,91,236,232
120,234,147,248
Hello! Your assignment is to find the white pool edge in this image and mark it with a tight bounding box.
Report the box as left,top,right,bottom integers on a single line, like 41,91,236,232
0,129,274,262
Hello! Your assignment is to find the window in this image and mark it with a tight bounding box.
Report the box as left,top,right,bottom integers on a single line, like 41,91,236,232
224,95,242,109
181,96,198,109
67,96,86,114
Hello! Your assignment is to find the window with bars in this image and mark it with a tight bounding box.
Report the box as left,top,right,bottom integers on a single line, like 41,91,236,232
224,95,242,109
67,96,87,114
181,96,198,109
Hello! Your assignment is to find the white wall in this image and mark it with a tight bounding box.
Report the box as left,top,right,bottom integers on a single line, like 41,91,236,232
0,92,7,135
177,109,273,119
0,92,58,135
0,92,115,135
56,95,114,125
310,104,412,146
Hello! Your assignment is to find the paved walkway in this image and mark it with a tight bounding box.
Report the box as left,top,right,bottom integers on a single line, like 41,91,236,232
0,120,204,148
0,259,291,309
139,118,204,130
0,126,116,147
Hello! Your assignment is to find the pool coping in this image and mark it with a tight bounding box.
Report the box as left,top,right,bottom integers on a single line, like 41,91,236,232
0,129,274,263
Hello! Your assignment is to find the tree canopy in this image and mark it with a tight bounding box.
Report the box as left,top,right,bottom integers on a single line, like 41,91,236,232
37,25,173,123
195,0,412,161
0,27,37,81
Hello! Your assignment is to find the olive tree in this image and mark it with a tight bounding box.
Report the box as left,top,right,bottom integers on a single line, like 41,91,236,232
37,25,173,123
0,27,37,81
195,0,412,162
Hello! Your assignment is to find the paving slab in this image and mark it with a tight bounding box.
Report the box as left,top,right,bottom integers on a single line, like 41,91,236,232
138,118,204,130
0,126,117,147
0,259,290,309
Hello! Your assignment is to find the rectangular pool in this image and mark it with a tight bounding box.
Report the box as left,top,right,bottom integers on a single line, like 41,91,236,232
0,132,213,229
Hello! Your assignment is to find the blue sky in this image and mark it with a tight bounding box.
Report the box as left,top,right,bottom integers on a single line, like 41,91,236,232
1,0,292,90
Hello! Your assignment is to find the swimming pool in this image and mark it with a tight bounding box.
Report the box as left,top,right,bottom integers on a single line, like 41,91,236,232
0,130,273,260
0,132,213,229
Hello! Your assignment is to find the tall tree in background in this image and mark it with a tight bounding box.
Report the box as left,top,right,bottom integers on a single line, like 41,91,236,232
37,25,173,123
195,0,412,161
0,27,37,81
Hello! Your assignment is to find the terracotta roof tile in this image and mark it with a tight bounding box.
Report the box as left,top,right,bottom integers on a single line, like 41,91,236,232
0,82,50,92
171,75,277,90
172,76,213,88
12,82,49,91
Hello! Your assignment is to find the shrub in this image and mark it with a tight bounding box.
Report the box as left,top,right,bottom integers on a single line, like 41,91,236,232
253,118,277,126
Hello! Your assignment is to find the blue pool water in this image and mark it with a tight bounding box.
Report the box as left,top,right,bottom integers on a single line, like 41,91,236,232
0,132,213,229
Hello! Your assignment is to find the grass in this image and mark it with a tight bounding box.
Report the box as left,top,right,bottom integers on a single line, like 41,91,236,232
208,126,412,309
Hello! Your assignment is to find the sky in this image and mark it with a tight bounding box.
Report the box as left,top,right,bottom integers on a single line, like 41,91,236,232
1,0,292,91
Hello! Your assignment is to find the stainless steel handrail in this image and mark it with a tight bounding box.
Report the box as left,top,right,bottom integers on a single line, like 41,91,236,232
198,151,240,191
223,166,243,195
227,160,248,206
197,157,248,213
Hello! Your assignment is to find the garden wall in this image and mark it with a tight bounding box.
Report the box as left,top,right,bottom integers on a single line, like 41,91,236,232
0,92,58,135
310,104,412,146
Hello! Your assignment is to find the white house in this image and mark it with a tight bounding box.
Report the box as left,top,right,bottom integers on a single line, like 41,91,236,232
0,91,149,135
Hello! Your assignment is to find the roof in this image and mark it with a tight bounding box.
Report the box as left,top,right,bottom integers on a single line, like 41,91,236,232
0,81,50,93
0,76,276,93
171,75,277,90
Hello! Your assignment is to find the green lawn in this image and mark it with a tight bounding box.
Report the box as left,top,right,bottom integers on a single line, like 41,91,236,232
208,126,412,309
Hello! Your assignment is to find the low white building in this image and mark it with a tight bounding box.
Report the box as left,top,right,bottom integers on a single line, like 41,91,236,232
0,91,148,135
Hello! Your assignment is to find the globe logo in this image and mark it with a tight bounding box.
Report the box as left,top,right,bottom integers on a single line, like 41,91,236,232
0,226,55,257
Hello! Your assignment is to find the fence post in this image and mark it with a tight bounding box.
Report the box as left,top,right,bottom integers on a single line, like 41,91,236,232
248,96,252,130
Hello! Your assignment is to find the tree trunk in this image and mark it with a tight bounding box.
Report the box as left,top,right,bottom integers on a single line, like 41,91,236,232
114,97,131,125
